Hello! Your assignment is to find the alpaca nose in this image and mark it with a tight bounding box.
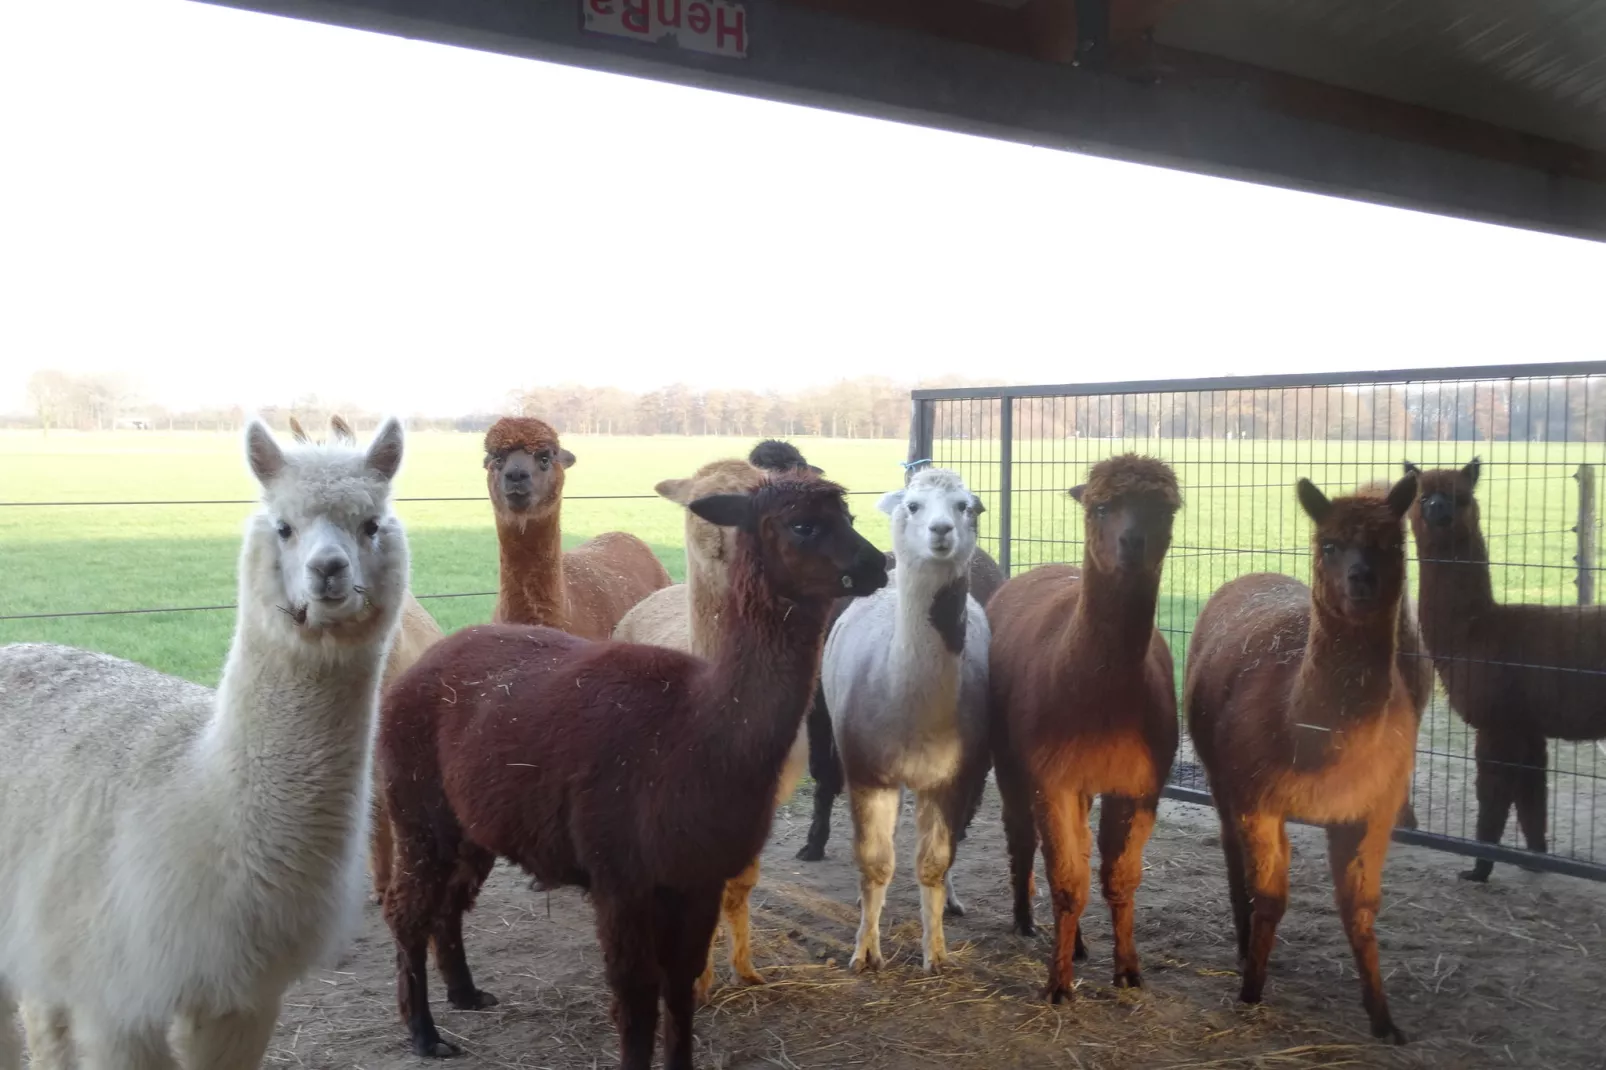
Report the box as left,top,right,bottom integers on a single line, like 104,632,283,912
1118,532,1146,562
1347,564,1377,599
504,469,530,486
929,521,954,539
309,553,350,597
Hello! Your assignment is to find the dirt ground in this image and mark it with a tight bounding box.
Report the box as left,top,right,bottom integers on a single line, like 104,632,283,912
270,789,1606,1070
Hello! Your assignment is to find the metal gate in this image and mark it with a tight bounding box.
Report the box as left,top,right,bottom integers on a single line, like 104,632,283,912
911,361,1606,881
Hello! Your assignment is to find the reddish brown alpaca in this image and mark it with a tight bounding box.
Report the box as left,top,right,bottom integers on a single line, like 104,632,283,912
485,416,670,636
988,454,1181,999
379,474,888,1070
1184,473,1419,1044
1406,458,1606,881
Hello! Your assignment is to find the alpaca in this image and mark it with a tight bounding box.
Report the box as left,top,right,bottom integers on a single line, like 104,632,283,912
1405,458,1606,881
611,449,815,1000
288,415,447,902
797,476,1006,864
0,418,410,1069
1184,473,1420,1044
485,416,670,636
821,467,992,973
379,473,887,1070
988,454,1181,999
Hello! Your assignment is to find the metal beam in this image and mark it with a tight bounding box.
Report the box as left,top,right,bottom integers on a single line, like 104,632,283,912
198,0,1606,242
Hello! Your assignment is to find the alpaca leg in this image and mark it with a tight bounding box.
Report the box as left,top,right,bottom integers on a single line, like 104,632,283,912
797,691,842,862
595,895,660,1070
1097,793,1158,989
1036,789,1092,1003
1463,728,1516,882
914,791,956,972
18,1001,74,1070
71,1018,175,1070
1511,733,1549,866
994,752,1040,937
1235,811,1290,1005
720,859,766,987
369,786,395,905
173,1001,280,1070
434,845,498,1011
1327,816,1407,1044
1216,805,1251,964
655,885,723,1070
849,786,899,972
384,855,456,1056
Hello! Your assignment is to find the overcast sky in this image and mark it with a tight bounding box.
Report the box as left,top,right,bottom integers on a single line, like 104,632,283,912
1,0,1603,418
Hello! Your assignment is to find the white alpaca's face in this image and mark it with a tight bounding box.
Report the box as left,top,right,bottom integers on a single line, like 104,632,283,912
243,419,409,636
879,470,983,567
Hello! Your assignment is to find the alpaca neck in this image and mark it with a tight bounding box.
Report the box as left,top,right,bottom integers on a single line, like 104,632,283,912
1069,556,1162,668
495,507,567,626
889,552,969,691
695,547,828,796
1291,598,1400,730
685,552,729,661
1416,526,1494,649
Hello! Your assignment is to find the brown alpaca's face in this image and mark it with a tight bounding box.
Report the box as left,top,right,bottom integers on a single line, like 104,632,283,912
1405,459,1481,553
486,444,575,520
1072,489,1178,575
1298,474,1415,622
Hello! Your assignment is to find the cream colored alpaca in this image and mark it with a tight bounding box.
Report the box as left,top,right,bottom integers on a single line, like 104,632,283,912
613,457,810,1002
0,418,410,1070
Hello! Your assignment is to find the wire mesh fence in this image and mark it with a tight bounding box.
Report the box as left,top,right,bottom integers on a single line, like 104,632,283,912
914,361,1606,881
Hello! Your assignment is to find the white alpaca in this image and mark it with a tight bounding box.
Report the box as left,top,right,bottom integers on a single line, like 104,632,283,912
0,418,410,1070
821,467,991,973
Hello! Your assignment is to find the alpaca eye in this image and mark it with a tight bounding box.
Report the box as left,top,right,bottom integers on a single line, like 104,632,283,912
1320,541,1338,557
1093,504,1110,519
361,518,380,538
906,502,921,515
791,521,818,538
276,521,293,540
538,455,551,471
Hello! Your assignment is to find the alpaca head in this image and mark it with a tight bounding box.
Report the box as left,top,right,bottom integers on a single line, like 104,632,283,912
687,473,889,602
749,439,823,475
1297,472,1416,623
484,417,576,526
242,416,409,643
1070,454,1181,576
657,458,766,578
1402,458,1481,552
877,467,983,571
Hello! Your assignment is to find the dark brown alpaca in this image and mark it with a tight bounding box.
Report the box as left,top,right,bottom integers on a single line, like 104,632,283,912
987,454,1181,999
797,548,1005,862
1184,473,1419,1045
1406,458,1606,881
485,416,670,636
379,473,888,1069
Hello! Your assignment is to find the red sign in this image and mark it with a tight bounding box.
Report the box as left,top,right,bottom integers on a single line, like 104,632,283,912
583,0,749,59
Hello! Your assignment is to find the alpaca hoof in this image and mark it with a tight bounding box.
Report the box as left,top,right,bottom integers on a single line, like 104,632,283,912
1459,863,1492,883
692,974,714,1006
447,988,499,1011
1046,984,1075,1004
1013,919,1037,939
1237,983,1264,1005
1374,1022,1408,1046
850,949,882,973
735,966,766,987
412,1035,462,1058
795,843,826,862
1113,969,1143,989
944,897,967,918
923,953,950,974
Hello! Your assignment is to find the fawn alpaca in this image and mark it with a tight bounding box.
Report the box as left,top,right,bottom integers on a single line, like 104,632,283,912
987,454,1181,999
0,419,409,1070
485,416,669,635
1406,458,1606,881
822,467,992,973
1184,473,1419,1044
380,473,887,1070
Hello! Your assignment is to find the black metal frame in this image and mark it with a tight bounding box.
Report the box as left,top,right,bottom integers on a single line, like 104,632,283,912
911,359,1606,882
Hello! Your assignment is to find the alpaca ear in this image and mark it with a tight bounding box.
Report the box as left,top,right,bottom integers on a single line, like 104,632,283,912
656,477,694,505
1296,479,1332,524
558,448,577,469
365,417,405,482
877,489,906,515
1403,461,1422,477
1068,484,1086,503
1386,472,1418,519
287,416,309,444
688,493,753,529
970,494,987,516
1463,456,1481,487
245,420,286,485
329,414,356,445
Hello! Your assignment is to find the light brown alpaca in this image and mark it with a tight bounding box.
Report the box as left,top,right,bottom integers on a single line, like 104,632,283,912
1184,473,1419,1044
613,455,811,1002
484,416,670,637
287,416,446,902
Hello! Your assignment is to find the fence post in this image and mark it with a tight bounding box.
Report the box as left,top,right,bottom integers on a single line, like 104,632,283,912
1577,463,1597,605
998,398,1013,576
907,397,933,474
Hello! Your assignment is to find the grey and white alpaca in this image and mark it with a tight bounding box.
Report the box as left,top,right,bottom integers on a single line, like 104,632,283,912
821,467,992,973
0,418,410,1070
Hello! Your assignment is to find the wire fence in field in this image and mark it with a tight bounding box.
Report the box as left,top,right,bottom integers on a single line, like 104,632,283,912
914,361,1606,882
